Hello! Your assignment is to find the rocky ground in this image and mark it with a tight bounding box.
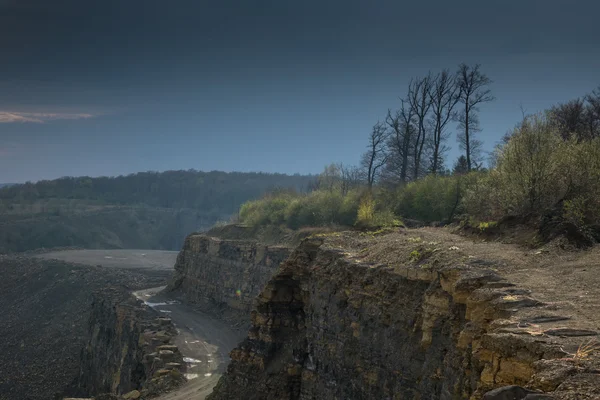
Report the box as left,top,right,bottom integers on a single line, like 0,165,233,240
134,288,244,400
0,255,168,400
346,227,600,343
207,227,600,400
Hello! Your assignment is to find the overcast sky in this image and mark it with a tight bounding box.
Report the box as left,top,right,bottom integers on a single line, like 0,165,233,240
1,0,599,182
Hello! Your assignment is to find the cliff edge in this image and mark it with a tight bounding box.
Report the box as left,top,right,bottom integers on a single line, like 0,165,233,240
166,234,291,327
206,229,600,400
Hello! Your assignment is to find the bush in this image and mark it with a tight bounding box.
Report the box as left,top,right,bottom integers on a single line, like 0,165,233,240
238,186,400,231
393,175,469,223
463,113,600,233
355,192,402,229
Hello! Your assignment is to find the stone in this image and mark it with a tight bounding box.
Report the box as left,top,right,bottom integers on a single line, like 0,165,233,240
482,385,541,400
165,234,291,322
122,390,141,399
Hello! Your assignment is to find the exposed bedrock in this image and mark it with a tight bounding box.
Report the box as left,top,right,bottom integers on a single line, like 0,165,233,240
70,290,185,399
206,237,599,400
166,234,291,326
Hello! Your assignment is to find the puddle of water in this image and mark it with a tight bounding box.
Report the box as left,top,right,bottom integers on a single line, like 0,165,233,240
185,373,199,380
183,357,202,363
159,310,172,313
145,302,167,307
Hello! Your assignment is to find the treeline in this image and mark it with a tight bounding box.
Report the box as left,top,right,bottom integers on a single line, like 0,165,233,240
239,80,600,245
0,170,316,215
0,170,317,252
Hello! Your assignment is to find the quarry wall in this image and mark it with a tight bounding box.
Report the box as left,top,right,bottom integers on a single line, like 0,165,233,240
71,289,185,399
204,237,599,400
166,234,291,326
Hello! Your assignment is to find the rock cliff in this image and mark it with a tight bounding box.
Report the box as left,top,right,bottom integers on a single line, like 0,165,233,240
167,234,290,325
207,232,600,400
71,290,185,399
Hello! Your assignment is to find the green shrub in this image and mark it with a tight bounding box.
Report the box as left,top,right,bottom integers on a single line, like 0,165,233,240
463,114,600,230
393,175,469,223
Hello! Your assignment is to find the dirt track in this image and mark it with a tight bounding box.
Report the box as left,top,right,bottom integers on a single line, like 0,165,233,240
135,287,243,400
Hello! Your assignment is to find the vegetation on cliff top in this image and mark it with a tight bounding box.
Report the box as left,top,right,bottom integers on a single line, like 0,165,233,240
238,80,600,246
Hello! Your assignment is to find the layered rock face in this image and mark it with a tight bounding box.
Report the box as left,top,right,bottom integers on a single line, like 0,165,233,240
72,290,185,398
207,237,599,400
167,234,290,324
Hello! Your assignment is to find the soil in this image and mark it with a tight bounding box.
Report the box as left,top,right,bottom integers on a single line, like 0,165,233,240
325,227,600,357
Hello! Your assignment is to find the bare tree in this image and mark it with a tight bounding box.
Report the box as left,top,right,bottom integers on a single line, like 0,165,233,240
317,163,342,192
361,121,389,188
407,74,434,179
383,97,416,185
428,69,461,174
456,64,495,171
547,87,600,141
337,163,363,195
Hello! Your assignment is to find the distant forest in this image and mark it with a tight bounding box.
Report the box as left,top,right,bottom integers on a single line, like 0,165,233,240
0,170,315,253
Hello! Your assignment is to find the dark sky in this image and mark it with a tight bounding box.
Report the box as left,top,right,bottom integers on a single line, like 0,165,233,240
1,0,599,182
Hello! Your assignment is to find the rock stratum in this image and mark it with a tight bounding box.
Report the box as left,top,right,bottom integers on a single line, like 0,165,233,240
167,234,291,327
201,231,600,400
72,289,186,399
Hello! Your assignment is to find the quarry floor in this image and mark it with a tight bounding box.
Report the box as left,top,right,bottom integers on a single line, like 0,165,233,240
37,249,179,279
134,287,243,400
35,249,243,400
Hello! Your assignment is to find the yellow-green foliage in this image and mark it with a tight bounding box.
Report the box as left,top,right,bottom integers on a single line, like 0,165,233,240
392,174,481,223
356,196,375,227
239,187,401,230
409,250,421,262
239,191,296,227
463,114,600,226
478,221,497,231
239,188,358,229
355,194,402,229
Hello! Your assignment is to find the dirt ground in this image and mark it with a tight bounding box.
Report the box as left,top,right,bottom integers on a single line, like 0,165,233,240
36,249,178,277
421,227,599,333
323,226,600,357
